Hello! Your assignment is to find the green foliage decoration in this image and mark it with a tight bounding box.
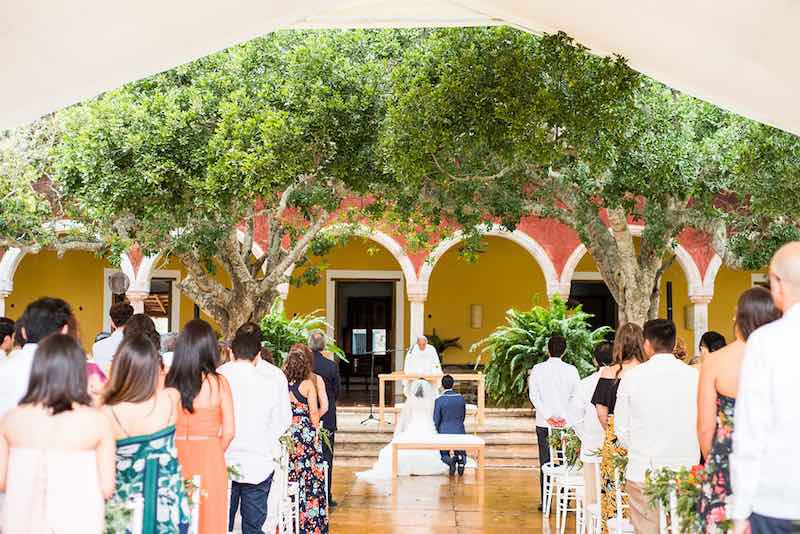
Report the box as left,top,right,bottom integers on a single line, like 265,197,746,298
644,465,706,534
425,328,462,355
471,295,611,406
259,300,345,368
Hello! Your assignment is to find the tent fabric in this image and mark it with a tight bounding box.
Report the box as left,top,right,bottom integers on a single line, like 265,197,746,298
2,0,799,133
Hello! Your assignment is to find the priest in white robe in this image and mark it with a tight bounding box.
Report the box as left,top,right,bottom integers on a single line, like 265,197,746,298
403,336,443,397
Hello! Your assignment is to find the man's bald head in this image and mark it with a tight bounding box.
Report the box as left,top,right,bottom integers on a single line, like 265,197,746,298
416,336,427,350
769,241,800,311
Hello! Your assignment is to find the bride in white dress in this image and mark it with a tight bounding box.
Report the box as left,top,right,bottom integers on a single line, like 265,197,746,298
357,379,449,478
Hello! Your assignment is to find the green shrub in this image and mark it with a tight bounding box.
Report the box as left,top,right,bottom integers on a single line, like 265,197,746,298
259,300,345,368
471,295,611,406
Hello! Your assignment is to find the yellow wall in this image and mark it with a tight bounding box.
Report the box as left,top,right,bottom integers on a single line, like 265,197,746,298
7,251,113,351
284,238,410,353
426,236,548,365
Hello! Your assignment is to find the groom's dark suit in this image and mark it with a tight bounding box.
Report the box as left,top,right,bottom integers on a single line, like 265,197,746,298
434,389,467,465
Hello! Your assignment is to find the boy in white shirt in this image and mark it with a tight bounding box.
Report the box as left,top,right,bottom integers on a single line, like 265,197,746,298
528,335,580,510
219,327,292,534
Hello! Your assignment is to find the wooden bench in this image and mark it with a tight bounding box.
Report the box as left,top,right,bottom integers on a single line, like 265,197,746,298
391,434,486,480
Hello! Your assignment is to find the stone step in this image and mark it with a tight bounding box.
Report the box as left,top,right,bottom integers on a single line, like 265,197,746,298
337,406,534,418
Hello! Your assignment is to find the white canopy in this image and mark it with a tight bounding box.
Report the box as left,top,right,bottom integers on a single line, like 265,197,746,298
3,0,799,133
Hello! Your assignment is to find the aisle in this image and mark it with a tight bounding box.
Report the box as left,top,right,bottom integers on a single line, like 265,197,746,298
330,467,562,534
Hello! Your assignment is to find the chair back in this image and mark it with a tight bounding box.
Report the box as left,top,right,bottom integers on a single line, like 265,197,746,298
613,469,631,534
657,488,680,534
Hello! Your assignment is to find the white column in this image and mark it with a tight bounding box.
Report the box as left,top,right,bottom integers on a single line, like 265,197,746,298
690,296,711,352
548,282,571,302
406,281,428,347
0,291,9,317
409,298,425,345
126,291,149,314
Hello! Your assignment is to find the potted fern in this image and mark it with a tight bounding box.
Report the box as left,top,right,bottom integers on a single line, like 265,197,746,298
471,295,611,406
260,300,345,367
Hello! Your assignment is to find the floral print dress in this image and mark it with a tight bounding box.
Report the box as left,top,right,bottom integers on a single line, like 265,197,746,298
699,394,735,534
114,425,191,533
288,381,329,534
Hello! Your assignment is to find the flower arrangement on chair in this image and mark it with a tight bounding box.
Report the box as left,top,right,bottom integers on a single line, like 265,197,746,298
644,465,706,534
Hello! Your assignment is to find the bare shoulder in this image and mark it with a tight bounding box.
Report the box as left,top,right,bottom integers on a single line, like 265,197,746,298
599,366,616,379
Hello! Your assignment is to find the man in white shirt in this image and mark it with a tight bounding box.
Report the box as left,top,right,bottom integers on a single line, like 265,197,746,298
567,341,612,507
92,301,134,374
0,298,73,417
404,335,443,397
615,319,699,534
732,242,800,534
0,318,14,359
529,335,580,510
219,326,292,534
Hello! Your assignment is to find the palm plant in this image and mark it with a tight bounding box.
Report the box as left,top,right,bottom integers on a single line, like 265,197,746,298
471,295,612,406
260,300,345,367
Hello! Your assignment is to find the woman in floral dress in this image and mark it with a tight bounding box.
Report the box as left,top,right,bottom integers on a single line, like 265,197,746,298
283,347,329,534
698,287,780,533
104,333,191,533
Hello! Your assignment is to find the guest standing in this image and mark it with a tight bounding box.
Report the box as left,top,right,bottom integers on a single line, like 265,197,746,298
219,327,292,534
528,335,580,510
92,301,134,374
0,317,13,358
732,242,800,534
103,333,190,533
698,287,780,533
0,334,115,534
591,324,645,528
434,374,467,476
567,341,612,508
166,320,235,534
615,319,699,534
309,330,340,506
284,348,329,534
698,331,727,362
0,297,72,417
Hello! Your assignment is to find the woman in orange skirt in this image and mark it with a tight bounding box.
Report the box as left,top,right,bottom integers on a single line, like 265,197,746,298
166,320,235,534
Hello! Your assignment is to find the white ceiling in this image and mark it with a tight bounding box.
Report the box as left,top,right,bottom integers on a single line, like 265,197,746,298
3,0,799,134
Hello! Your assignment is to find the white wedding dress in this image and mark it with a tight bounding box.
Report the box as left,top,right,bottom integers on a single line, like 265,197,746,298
357,380,449,479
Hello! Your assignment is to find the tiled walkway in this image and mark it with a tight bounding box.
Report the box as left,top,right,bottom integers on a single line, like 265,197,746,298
330,466,566,534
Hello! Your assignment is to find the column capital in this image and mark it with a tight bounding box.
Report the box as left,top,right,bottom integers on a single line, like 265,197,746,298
406,281,428,303
689,294,713,305
125,290,149,314
547,282,571,301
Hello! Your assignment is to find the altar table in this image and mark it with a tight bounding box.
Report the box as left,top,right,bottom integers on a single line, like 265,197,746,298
377,372,486,430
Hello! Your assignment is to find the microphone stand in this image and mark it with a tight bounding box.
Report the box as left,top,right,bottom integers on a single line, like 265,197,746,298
360,348,408,426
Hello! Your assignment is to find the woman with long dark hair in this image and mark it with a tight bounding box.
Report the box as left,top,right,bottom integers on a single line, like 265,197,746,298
0,334,115,534
591,323,646,530
698,287,780,533
165,319,234,534
103,333,190,533
283,347,328,534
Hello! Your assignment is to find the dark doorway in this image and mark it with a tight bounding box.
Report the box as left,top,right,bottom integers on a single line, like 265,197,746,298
569,281,618,333
335,281,395,404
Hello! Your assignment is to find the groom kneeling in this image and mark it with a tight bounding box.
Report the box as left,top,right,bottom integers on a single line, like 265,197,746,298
434,375,467,476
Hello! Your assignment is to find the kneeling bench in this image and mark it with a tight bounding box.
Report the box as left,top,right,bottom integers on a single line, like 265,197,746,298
391,434,486,479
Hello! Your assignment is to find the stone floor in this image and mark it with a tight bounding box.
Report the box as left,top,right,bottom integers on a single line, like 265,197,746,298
329,466,570,534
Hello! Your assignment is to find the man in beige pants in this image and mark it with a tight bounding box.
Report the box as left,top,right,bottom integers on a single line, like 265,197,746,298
615,319,699,534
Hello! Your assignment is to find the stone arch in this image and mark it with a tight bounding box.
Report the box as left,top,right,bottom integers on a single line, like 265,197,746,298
283,223,419,292
0,247,26,294
558,228,706,299
418,224,561,297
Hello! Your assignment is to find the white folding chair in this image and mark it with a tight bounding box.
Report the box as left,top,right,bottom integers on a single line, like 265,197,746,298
657,487,680,534
609,469,635,534
542,439,567,516
555,465,584,534
583,460,603,534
